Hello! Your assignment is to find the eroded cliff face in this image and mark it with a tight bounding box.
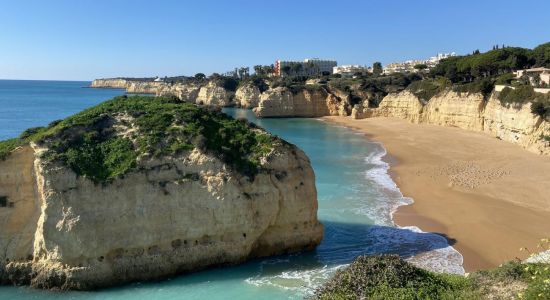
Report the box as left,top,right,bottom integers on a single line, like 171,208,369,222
0,146,42,279
91,79,201,102
423,91,485,131
352,90,550,155
0,143,323,290
126,82,167,94
253,87,348,118
482,96,550,155
352,91,424,123
91,79,167,94
196,81,235,107
156,83,202,103
235,84,261,108
91,79,130,89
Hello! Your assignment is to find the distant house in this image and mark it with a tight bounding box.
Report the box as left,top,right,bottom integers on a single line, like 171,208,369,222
154,77,164,82
515,67,550,87
383,52,456,75
333,65,372,77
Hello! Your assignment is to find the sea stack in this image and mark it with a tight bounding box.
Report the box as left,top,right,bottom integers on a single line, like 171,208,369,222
0,96,323,290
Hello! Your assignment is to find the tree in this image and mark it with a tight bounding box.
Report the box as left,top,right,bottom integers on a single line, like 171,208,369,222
414,64,428,71
281,65,292,77
253,65,263,76
533,42,550,67
237,67,250,79
373,62,383,76
291,63,303,75
194,73,206,80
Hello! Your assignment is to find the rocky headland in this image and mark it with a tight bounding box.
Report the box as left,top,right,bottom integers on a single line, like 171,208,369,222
0,96,323,290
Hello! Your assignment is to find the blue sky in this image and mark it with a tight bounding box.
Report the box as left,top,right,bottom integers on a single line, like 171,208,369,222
1,0,549,81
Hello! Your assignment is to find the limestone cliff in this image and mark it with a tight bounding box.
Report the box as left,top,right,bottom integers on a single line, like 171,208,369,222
352,90,550,155
127,81,167,94
0,96,323,290
196,81,235,107
156,82,202,103
235,84,261,108
91,79,131,89
91,79,166,94
253,87,348,118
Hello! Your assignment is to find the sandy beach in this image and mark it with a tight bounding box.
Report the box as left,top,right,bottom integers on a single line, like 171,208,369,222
322,116,550,272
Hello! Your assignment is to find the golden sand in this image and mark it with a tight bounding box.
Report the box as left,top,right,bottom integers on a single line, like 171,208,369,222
322,116,550,272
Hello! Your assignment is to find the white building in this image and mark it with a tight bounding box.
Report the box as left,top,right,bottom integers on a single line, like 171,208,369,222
154,77,164,82
427,52,457,65
333,65,372,77
383,52,457,75
515,67,550,87
275,58,337,76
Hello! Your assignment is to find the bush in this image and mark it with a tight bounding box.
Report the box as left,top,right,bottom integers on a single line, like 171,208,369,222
312,255,475,300
408,78,450,101
0,96,278,182
313,255,550,300
495,73,516,85
531,102,548,117
498,85,537,105
452,78,495,98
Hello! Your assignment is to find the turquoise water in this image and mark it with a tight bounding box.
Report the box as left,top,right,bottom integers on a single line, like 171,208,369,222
0,81,463,299
0,80,126,140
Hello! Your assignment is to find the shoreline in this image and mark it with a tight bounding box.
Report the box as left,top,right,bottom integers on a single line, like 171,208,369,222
322,116,550,272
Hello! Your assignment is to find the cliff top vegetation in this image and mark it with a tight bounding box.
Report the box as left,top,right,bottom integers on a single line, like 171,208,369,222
0,96,279,182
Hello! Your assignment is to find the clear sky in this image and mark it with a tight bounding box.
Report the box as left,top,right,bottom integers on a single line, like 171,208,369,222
1,0,549,81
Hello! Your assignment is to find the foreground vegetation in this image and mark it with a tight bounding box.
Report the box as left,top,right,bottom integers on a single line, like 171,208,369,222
0,96,278,182
312,255,550,300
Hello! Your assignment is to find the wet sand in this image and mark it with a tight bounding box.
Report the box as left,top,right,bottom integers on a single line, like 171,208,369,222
322,116,550,272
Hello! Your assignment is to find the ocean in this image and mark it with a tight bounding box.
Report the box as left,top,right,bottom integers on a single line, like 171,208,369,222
0,80,463,299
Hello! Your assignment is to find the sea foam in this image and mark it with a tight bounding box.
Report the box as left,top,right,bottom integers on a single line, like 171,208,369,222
363,142,465,275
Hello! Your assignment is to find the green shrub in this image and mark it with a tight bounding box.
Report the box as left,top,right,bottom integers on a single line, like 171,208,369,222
312,255,476,300
494,84,550,116
0,139,24,161
495,73,516,85
239,76,269,93
452,78,495,98
498,85,537,105
408,78,450,101
313,256,550,300
0,96,278,182
531,102,549,118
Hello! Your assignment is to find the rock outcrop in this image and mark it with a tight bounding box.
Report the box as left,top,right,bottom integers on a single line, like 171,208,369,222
91,79,167,94
0,96,323,290
253,87,348,118
156,82,202,103
91,78,131,89
127,81,166,94
196,81,235,107
352,90,550,155
235,84,261,108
